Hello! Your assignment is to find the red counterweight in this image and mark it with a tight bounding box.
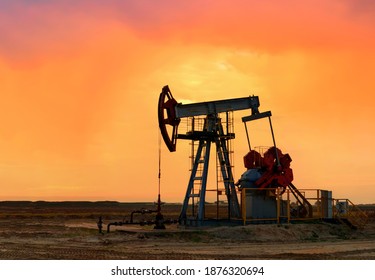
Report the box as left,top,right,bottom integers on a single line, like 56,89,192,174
244,147,294,193
244,150,263,169
158,86,181,152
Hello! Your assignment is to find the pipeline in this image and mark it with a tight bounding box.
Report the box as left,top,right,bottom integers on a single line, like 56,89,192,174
105,218,178,233
130,209,157,223
99,207,178,233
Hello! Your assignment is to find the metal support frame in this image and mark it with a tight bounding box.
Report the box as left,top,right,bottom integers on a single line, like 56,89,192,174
214,120,240,218
180,137,211,222
158,86,268,225
179,115,240,224
242,111,280,166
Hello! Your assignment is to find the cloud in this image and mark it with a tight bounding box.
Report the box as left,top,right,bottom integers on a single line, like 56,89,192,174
0,0,374,202
344,0,375,16
2,0,375,65
0,1,117,64
106,0,375,52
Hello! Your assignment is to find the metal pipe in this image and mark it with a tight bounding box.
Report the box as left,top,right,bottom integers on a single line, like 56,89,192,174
107,221,126,233
244,122,251,151
268,116,280,167
131,209,157,223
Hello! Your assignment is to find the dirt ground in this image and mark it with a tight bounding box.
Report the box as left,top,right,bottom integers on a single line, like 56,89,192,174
0,201,374,260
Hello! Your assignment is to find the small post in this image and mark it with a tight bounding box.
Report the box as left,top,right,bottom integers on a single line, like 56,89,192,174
286,189,290,224
317,189,321,218
242,188,246,226
97,216,103,234
276,188,281,224
154,194,166,229
155,133,166,230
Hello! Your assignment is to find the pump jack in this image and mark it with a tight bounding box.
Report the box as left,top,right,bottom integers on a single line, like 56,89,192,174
158,85,275,224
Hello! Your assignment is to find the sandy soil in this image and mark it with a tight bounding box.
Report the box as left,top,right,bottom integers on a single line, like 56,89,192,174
0,202,374,260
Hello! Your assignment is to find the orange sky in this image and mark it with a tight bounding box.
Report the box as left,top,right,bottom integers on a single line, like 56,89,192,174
0,0,374,203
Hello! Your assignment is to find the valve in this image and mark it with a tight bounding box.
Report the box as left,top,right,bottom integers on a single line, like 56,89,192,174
158,85,180,152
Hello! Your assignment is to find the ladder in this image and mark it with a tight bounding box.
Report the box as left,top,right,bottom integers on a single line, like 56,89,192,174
179,114,240,224
215,113,239,219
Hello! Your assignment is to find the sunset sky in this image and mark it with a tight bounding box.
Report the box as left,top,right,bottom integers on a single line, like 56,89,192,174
0,0,374,204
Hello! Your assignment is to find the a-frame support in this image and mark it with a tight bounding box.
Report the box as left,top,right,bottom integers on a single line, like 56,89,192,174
179,114,240,224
